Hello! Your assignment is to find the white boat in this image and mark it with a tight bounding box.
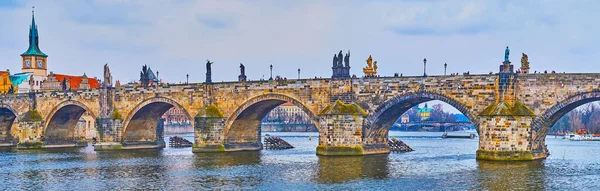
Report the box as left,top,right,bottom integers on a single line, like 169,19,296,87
565,133,600,141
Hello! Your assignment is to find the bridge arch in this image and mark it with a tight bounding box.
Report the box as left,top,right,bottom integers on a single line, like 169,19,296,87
364,90,477,144
531,91,600,152
121,97,192,143
0,104,18,141
43,100,97,143
224,93,319,144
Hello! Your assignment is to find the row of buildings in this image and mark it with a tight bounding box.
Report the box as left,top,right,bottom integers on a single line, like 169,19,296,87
0,10,101,94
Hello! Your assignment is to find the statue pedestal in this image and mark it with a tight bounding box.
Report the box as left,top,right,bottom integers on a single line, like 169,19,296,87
238,74,247,82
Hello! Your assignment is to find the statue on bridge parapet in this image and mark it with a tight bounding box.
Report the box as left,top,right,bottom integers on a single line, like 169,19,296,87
363,55,377,78
238,63,247,82
504,46,510,63
102,63,112,88
520,53,530,74
332,50,351,79
206,60,213,83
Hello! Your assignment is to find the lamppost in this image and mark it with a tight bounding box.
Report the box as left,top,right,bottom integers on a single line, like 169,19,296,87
269,64,273,80
423,58,427,77
298,68,301,79
444,62,447,76
186,74,189,84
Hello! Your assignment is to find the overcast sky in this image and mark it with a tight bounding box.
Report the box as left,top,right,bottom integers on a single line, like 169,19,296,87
1,0,598,113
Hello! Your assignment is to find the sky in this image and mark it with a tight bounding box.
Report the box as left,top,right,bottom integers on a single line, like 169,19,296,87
1,0,599,113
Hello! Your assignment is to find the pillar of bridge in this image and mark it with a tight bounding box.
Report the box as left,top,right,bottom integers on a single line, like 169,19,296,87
476,100,547,160
12,110,46,149
317,100,386,155
93,118,124,150
192,105,231,152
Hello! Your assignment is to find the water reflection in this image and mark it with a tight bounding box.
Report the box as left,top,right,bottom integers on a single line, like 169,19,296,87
474,160,546,190
316,154,389,184
193,151,261,167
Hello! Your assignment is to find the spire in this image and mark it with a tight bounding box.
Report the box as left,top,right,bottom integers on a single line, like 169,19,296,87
21,6,47,57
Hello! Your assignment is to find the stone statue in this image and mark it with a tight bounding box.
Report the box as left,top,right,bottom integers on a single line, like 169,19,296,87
363,55,377,77
520,53,530,73
337,50,343,67
344,50,350,67
333,54,338,67
206,60,213,83
373,61,378,72
504,46,510,62
240,63,245,75
102,63,112,88
206,60,213,72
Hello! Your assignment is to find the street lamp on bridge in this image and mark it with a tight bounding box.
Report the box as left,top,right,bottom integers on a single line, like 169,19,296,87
186,74,189,84
444,62,447,76
298,68,301,79
423,58,427,77
269,64,273,80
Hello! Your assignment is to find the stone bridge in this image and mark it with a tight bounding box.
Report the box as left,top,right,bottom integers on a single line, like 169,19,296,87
1,72,598,160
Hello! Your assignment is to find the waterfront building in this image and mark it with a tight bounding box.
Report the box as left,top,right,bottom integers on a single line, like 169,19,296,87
418,103,432,121
20,9,47,93
400,113,409,123
0,70,13,94
41,72,100,91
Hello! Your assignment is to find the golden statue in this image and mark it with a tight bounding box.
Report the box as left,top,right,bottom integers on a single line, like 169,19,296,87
520,53,530,73
363,55,378,77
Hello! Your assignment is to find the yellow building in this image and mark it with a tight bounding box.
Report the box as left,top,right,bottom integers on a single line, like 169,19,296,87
418,103,432,121
0,70,13,94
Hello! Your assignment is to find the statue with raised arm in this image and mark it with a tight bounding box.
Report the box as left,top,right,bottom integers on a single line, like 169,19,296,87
206,60,213,72
206,60,213,83
504,46,510,62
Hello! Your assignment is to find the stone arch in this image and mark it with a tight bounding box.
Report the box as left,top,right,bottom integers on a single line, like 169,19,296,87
43,100,97,143
224,93,319,144
364,90,477,144
0,104,18,141
121,97,192,143
530,91,600,153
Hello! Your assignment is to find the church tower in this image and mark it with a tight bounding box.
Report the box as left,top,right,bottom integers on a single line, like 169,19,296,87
21,8,47,76
20,7,47,92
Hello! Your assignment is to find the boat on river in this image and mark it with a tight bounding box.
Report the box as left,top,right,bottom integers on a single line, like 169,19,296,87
564,129,600,141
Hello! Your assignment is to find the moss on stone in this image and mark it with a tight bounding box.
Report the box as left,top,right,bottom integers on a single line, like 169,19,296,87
22,110,43,121
479,100,535,116
476,150,534,161
192,144,226,152
319,100,368,116
316,145,365,155
18,142,43,149
196,104,225,118
111,109,123,120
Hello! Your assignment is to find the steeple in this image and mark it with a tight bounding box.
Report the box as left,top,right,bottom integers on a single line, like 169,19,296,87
21,7,47,57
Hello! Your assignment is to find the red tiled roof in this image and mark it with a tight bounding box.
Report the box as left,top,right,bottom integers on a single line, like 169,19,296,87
54,74,100,90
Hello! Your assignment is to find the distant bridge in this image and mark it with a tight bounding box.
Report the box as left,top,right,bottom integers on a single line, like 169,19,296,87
395,121,473,130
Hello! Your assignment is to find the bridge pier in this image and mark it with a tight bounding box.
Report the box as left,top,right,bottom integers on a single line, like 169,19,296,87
317,100,387,155
93,118,124,151
476,101,548,160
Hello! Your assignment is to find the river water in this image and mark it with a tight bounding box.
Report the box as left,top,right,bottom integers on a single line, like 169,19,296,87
0,132,598,190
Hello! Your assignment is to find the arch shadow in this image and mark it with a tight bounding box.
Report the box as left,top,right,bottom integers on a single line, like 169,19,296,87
43,100,97,144
0,105,18,142
364,90,477,145
121,97,193,143
224,93,319,144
